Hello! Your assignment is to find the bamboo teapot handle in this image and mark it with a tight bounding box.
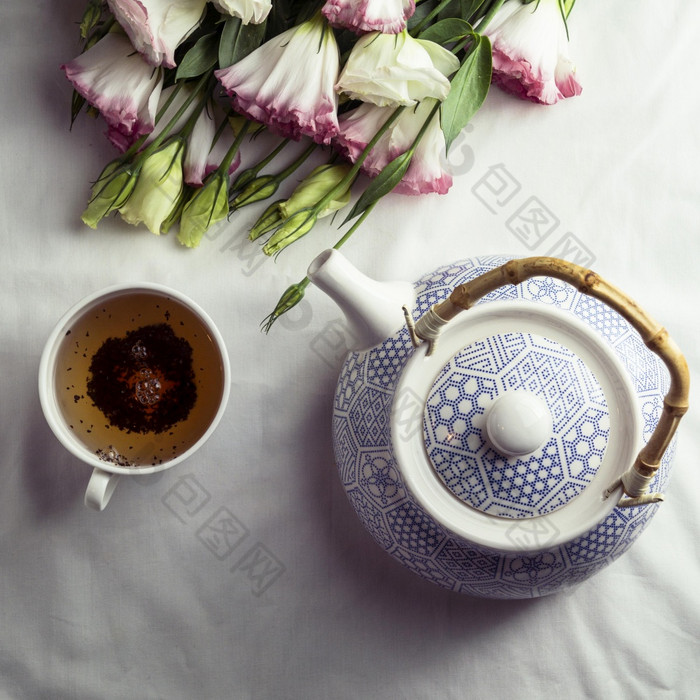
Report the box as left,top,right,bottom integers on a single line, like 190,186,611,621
408,257,689,508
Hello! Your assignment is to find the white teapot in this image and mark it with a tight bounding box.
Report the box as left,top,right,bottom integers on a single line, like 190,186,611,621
307,251,689,598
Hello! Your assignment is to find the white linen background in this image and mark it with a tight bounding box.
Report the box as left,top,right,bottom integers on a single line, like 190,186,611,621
1,2,699,698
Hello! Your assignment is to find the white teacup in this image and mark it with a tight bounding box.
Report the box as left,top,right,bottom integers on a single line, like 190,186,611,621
38,283,231,511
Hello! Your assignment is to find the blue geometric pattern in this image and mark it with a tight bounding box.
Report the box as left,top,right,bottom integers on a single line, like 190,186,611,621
332,256,674,598
573,294,630,343
385,501,445,557
366,329,414,389
423,333,609,518
358,452,405,507
348,386,392,448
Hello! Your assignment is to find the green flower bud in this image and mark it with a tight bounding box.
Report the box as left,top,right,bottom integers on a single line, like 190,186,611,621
279,164,352,220
261,279,309,333
119,139,185,235
262,209,317,256
258,164,352,255
81,159,139,229
230,167,257,193
230,175,278,209
249,200,284,241
177,173,230,248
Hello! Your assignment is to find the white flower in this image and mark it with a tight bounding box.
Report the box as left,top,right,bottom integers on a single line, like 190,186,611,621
107,0,207,68
62,31,163,144
482,0,582,105
322,0,415,34
335,30,459,107
209,0,271,23
215,14,340,144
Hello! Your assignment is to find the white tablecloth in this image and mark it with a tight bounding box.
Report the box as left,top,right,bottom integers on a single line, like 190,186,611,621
2,2,699,698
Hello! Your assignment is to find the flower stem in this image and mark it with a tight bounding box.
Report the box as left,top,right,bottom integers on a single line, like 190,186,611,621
275,142,317,182
474,0,507,32
230,137,290,192
333,200,378,251
218,119,250,176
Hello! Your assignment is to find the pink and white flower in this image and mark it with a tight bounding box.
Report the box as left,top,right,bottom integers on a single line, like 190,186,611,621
209,0,271,23
61,31,163,145
482,0,582,105
107,0,207,68
335,30,459,107
215,14,340,144
334,98,452,195
322,0,416,35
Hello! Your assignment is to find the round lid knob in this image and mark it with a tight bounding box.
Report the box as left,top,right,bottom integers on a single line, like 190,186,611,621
485,391,552,457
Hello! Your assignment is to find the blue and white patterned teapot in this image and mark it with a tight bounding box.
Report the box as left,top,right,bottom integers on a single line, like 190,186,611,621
307,251,689,598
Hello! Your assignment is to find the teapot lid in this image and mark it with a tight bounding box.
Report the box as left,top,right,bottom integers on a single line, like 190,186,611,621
391,300,641,553
423,331,610,519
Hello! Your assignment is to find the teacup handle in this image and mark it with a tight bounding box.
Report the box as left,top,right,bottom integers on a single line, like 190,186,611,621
408,256,690,508
85,468,121,511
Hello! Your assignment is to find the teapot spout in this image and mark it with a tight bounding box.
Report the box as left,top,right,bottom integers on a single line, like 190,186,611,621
307,249,416,352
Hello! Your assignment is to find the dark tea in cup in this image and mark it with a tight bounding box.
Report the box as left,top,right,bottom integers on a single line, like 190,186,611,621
39,284,230,509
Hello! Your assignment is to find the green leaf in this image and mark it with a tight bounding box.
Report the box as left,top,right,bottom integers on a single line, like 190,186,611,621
218,17,267,70
70,90,87,128
79,0,103,40
218,17,242,69
441,33,492,153
176,32,218,79
418,18,472,44
343,151,413,224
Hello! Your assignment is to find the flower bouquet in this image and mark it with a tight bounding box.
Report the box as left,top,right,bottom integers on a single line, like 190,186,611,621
62,0,580,327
